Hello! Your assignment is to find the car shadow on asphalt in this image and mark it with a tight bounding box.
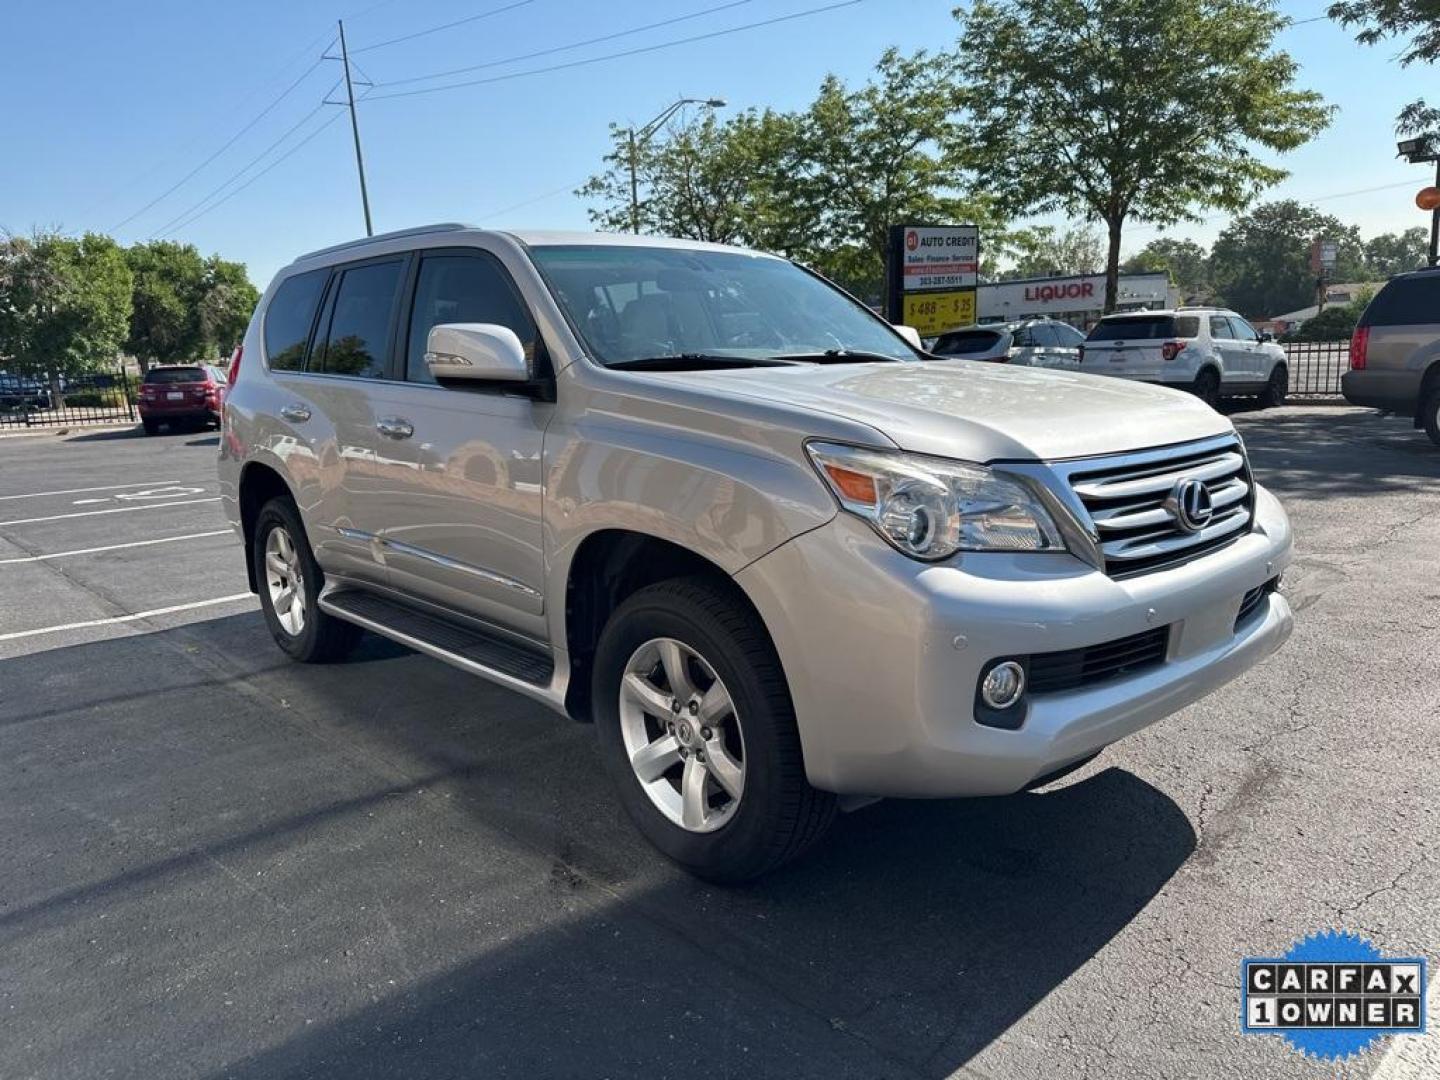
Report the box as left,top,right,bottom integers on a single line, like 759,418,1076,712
2,611,1196,1079
1233,405,1440,500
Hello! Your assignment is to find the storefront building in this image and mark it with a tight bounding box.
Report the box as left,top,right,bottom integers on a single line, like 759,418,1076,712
977,272,1176,329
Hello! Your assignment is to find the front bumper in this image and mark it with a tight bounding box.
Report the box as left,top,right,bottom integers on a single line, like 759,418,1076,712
735,484,1294,797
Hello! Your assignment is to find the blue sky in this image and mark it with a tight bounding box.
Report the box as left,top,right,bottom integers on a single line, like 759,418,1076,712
1,0,1432,286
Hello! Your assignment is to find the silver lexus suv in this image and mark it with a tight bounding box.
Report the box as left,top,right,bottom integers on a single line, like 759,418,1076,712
219,225,1294,881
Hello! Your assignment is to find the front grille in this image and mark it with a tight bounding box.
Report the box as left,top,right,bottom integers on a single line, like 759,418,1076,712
1027,626,1170,694
1066,437,1254,578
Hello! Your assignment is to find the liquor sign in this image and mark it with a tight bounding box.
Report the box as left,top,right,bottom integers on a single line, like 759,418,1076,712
887,224,980,338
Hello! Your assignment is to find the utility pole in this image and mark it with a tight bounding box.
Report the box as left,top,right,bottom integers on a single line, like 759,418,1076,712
337,20,373,237
1431,158,1439,267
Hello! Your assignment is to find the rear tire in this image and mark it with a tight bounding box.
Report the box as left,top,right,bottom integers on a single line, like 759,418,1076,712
1192,367,1221,408
1259,364,1288,409
252,497,362,663
592,577,836,883
1423,385,1440,448
141,419,159,435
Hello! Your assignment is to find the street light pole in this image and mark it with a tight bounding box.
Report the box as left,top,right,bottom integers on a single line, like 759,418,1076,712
1431,158,1439,267
625,97,726,234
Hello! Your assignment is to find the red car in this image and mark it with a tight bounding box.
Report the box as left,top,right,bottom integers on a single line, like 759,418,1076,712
137,365,228,434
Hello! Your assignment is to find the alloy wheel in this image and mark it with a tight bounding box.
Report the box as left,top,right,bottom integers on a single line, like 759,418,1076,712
618,637,746,833
263,526,306,637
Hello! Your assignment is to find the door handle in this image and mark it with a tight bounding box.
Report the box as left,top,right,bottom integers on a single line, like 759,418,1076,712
279,403,311,423
375,416,414,440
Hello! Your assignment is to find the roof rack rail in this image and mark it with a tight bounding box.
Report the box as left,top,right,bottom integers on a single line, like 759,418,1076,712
293,222,473,263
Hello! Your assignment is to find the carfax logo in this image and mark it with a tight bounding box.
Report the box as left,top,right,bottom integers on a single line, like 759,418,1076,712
1241,930,1427,1060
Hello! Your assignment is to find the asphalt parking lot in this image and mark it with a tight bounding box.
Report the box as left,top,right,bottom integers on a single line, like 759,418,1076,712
1,406,1436,1080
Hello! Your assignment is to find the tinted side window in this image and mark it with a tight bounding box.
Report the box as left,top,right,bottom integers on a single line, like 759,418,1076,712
1362,277,1440,327
405,253,539,383
313,260,405,379
1031,324,1061,347
1227,317,1258,342
263,269,328,372
1173,316,1200,338
1209,316,1233,339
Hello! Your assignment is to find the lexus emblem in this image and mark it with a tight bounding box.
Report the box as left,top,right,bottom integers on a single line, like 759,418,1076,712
1168,478,1214,533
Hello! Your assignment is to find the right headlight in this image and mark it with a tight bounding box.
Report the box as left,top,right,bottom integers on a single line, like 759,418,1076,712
806,441,1067,561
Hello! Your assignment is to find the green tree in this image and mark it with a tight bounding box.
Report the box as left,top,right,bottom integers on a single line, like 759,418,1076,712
1121,237,1213,299
198,255,260,354
0,232,132,404
124,241,208,371
999,226,1105,279
953,0,1331,312
1209,200,1367,317
1364,226,1430,276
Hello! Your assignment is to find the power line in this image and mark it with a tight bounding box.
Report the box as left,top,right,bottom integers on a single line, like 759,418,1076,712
159,108,351,238
1126,180,1422,236
110,50,333,233
478,178,591,220
367,0,865,101
147,85,342,239
352,0,534,54
377,0,754,88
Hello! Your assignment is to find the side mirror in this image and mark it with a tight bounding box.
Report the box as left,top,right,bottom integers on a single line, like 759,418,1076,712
892,324,923,350
425,323,529,385
1259,331,1274,343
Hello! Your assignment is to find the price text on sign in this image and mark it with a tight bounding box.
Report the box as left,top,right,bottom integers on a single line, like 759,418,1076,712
903,290,976,336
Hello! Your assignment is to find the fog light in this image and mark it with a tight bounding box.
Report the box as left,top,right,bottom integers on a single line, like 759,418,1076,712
981,660,1026,710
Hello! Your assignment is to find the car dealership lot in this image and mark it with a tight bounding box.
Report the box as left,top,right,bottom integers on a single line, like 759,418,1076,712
1,410,1436,1079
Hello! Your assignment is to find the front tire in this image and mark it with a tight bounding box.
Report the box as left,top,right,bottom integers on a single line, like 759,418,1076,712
1259,364,1288,409
592,578,836,882
252,497,362,663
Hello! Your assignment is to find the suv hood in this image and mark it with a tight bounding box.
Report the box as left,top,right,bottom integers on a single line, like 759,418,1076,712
656,361,1231,461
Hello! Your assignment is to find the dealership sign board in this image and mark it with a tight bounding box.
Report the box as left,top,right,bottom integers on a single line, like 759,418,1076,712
887,224,980,337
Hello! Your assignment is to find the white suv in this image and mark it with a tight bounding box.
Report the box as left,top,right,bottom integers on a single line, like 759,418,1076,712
1082,308,1289,408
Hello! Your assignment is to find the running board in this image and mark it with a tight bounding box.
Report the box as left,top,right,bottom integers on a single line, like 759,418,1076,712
320,588,555,689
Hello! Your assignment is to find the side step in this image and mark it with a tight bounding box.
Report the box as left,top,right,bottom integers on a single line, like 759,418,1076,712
321,588,554,687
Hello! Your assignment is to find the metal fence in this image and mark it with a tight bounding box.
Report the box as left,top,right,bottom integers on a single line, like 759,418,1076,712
0,368,136,427
1283,339,1351,398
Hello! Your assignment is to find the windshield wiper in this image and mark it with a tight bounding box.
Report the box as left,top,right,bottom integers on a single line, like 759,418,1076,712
607,353,797,372
772,349,904,365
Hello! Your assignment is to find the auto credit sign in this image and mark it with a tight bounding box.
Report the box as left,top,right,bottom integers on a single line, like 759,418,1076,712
899,226,979,291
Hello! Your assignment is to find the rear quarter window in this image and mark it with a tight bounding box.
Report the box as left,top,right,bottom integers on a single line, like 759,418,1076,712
1361,276,1440,327
264,269,329,371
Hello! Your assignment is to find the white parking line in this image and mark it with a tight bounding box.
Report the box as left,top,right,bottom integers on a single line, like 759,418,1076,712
0,530,233,565
0,498,220,527
0,480,182,501
0,594,254,643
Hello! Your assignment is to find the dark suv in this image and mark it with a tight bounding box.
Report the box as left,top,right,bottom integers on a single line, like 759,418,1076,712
1341,267,1440,445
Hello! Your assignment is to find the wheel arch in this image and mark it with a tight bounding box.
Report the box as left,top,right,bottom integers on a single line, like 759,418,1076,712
237,461,296,593
560,529,774,723
1414,359,1440,427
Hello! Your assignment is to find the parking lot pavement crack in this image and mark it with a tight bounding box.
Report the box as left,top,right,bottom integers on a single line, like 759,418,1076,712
1335,861,1426,922
1238,684,1312,755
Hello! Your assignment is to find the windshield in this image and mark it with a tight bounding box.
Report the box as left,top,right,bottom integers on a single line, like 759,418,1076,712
144,367,206,384
933,329,1006,355
529,245,916,366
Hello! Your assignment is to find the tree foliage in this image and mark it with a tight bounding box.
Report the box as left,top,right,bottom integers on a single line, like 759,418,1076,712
1122,237,1213,299
124,242,257,370
579,49,997,299
0,233,133,389
1327,0,1440,65
1209,200,1368,317
1000,227,1105,279
953,0,1332,311
1364,227,1431,276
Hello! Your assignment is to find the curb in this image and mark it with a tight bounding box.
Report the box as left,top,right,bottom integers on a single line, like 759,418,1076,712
0,422,139,440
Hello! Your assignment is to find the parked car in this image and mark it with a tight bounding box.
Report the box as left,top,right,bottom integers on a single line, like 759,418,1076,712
0,372,50,411
1340,267,1440,445
931,318,1086,370
138,364,227,433
1080,308,1289,408
220,226,1294,881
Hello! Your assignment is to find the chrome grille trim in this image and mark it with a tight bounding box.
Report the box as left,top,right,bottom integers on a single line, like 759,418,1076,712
1042,434,1255,578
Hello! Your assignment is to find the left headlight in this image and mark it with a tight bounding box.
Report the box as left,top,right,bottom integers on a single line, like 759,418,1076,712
806,441,1066,561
